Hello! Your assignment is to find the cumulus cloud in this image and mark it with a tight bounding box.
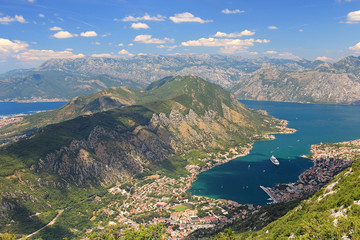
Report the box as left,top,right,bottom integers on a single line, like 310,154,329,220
277,52,300,60
169,12,212,23
120,13,166,22
91,53,114,58
181,37,269,54
0,38,29,55
221,9,244,14
346,10,360,24
0,38,84,61
17,49,84,61
131,22,150,29
316,56,333,61
157,45,178,51
52,31,78,39
49,26,63,31
349,42,360,53
28,0,35,2
268,26,278,30
181,37,269,47
214,30,255,38
0,15,27,24
102,33,111,37
118,43,124,46
38,14,45,18
134,35,174,44
264,50,277,54
118,49,134,56
80,31,98,37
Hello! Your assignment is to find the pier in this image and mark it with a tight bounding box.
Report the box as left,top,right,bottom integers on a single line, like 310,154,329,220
260,185,278,203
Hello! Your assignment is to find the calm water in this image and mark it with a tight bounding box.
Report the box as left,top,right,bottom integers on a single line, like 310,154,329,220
189,101,360,205
0,102,66,117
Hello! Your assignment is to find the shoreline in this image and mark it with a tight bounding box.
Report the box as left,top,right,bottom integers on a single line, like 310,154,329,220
0,99,68,103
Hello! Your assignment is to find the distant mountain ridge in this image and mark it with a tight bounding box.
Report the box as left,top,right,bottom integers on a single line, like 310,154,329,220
1,54,360,104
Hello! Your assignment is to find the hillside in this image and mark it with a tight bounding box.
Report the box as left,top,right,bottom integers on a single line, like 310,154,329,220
0,76,290,239
2,55,360,104
230,140,360,239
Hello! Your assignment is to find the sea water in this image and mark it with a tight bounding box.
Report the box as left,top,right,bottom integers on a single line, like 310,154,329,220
189,101,360,205
0,102,66,117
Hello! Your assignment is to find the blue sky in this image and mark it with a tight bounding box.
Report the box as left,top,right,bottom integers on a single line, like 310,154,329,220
0,0,360,72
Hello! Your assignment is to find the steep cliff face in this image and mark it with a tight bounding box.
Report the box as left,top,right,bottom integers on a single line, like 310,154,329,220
233,67,360,104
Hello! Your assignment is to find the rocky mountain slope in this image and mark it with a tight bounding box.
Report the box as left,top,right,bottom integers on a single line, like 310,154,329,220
1,54,350,103
0,76,288,238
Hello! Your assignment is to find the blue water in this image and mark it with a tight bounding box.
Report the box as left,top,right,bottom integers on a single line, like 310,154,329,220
0,102,66,117
189,101,360,205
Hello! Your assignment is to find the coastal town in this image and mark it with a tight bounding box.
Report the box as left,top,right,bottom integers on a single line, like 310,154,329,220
81,143,257,239
261,140,359,203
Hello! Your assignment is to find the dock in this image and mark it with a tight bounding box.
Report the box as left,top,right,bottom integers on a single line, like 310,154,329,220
260,185,278,203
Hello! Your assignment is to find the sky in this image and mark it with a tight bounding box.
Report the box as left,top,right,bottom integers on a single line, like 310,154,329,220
0,0,360,73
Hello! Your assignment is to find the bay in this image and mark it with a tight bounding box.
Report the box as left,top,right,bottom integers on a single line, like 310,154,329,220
0,102,66,117
189,101,360,206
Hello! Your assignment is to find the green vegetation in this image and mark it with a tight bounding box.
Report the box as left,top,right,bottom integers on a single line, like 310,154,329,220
172,205,189,212
87,223,166,240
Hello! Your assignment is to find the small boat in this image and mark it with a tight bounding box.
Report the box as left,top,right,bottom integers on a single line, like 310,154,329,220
270,155,280,166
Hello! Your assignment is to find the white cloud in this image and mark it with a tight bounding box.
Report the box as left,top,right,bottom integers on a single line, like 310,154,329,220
0,38,29,56
181,37,269,54
120,13,166,22
52,31,77,39
17,49,84,61
80,31,98,37
131,22,150,29
221,9,244,14
28,0,35,3
38,14,45,18
134,35,174,44
349,42,360,53
169,12,212,23
277,52,300,60
49,26,63,31
118,43,124,46
0,38,84,61
181,37,269,47
346,10,360,24
0,15,27,24
268,26,278,30
91,53,114,58
264,50,277,54
157,45,178,51
299,29,304,32
102,33,111,37
214,30,255,38
118,49,134,56
316,56,333,61
128,43,134,46
94,42,101,45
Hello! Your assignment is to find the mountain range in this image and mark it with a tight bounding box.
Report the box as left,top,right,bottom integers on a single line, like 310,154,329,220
1,54,360,104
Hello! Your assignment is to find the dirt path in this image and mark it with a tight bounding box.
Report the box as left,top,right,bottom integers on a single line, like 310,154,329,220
24,209,64,239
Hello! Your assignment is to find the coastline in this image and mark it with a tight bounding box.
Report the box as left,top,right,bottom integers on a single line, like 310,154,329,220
0,98,68,103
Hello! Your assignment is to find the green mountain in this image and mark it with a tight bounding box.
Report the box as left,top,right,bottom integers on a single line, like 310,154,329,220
0,76,288,239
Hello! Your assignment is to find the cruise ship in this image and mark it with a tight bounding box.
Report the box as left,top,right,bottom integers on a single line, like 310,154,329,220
270,155,280,166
